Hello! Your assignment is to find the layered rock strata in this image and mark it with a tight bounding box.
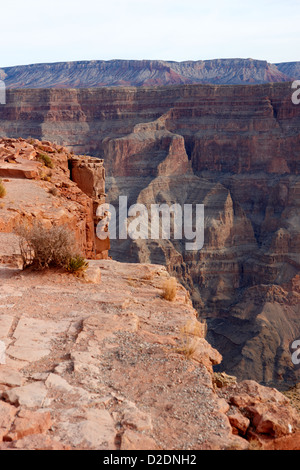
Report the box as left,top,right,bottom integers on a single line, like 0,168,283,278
0,83,299,387
0,138,109,261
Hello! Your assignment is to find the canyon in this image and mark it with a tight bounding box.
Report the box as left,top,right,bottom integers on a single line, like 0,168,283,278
0,138,299,450
0,81,299,392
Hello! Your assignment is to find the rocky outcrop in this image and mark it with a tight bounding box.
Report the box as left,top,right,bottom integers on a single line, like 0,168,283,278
68,155,109,257
0,261,299,450
276,62,300,80
0,83,299,388
0,138,108,261
0,58,297,89
217,378,300,449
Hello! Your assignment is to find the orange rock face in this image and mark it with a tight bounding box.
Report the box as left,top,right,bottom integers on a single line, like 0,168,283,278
0,138,108,261
218,379,300,450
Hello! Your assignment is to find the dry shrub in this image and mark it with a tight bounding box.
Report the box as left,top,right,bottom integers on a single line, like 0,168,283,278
183,319,207,339
0,179,6,198
16,221,78,270
41,173,51,182
177,319,207,360
161,277,177,301
142,268,155,281
49,186,58,196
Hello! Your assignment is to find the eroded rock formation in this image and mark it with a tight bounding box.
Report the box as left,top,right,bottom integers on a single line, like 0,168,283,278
0,83,299,388
0,138,109,261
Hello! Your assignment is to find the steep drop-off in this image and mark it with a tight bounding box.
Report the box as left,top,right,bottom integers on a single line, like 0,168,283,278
0,82,299,389
1,260,300,450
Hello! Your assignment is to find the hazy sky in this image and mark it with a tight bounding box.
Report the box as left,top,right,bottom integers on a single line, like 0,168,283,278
0,0,299,67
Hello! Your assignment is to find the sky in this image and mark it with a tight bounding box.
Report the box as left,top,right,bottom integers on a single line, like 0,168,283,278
0,0,299,67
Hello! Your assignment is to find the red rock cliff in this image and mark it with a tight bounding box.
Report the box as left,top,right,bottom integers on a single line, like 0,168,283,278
0,137,109,261
0,83,299,388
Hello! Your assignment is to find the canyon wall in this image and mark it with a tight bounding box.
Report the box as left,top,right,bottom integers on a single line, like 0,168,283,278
0,82,299,388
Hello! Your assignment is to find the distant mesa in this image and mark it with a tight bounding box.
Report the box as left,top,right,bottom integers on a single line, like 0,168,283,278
1,58,299,89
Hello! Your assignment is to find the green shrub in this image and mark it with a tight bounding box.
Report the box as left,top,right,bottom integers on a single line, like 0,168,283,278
38,152,54,169
65,255,89,274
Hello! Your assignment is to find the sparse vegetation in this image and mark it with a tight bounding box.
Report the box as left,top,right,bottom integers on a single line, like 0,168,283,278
38,152,54,169
248,439,263,451
0,179,6,198
178,337,197,359
41,173,52,182
65,255,89,275
161,277,177,301
176,319,207,360
16,221,81,270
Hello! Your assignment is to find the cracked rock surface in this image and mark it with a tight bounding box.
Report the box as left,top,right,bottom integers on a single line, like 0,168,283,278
0,261,299,450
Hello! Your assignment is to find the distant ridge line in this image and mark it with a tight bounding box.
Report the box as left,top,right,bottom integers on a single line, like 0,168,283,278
0,58,299,89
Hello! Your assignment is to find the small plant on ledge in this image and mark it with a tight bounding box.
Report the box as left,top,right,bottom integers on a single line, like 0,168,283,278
38,152,54,169
15,221,85,272
176,319,207,360
65,255,89,275
0,179,6,198
161,277,177,301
